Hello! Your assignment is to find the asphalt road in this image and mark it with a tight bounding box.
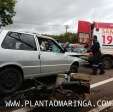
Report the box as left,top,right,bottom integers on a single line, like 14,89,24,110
79,67,113,112
1,66,113,112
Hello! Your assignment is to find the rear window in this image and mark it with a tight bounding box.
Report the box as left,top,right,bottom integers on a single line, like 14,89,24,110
2,32,37,51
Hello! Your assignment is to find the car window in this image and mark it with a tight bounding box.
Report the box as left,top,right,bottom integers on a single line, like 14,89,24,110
20,33,36,48
2,32,37,51
38,37,63,53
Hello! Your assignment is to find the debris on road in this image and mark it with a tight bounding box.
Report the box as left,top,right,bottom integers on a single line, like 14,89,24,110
0,73,90,112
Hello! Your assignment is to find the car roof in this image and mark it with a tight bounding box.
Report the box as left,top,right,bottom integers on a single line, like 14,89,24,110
37,35,54,40
1,29,37,35
1,29,54,40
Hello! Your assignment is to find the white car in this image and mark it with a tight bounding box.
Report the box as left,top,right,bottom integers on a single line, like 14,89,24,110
0,30,84,94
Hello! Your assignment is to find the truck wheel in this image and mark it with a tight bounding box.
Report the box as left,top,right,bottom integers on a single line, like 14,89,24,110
70,64,78,73
0,67,23,94
103,57,113,69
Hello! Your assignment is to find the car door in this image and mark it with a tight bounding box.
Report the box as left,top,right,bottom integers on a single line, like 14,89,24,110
37,36,69,75
18,33,41,78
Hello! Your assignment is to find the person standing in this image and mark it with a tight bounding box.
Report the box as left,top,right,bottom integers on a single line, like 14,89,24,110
90,35,105,75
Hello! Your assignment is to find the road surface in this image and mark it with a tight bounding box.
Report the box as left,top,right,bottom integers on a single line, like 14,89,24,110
1,66,113,112
80,67,113,112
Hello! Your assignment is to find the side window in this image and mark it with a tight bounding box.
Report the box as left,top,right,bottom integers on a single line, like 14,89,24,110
2,32,37,51
38,37,63,53
20,33,37,50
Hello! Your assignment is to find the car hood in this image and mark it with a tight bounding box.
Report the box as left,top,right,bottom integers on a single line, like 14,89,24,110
65,52,82,56
64,53,85,62
65,52,88,63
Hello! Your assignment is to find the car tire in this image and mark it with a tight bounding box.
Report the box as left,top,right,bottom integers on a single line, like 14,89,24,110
0,67,23,94
70,64,78,73
103,57,113,69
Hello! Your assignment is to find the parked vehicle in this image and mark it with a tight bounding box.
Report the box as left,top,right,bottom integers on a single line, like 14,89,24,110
62,43,88,63
78,20,113,69
0,30,84,94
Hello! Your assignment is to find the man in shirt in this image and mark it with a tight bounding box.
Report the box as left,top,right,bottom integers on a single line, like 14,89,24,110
90,35,105,75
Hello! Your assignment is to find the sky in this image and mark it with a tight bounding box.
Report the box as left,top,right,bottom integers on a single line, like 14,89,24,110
6,0,113,34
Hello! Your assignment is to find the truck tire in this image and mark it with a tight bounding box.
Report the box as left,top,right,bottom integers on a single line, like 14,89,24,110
103,57,113,69
0,67,23,94
70,63,78,73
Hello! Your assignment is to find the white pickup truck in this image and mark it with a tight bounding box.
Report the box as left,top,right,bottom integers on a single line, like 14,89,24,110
0,30,85,94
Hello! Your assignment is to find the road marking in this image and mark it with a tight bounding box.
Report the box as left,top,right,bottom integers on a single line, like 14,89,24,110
88,100,113,112
12,108,31,112
90,77,113,89
89,78,113,111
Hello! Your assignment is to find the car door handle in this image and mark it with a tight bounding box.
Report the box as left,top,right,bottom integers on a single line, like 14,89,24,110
38,54,41,59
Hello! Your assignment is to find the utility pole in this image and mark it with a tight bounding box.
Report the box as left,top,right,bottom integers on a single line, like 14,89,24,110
65,25,69,33
64,25,69,42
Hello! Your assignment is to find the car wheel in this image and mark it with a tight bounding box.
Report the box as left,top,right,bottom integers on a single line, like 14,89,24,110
0,67,23,94
103,57,113,69
70,64,78,73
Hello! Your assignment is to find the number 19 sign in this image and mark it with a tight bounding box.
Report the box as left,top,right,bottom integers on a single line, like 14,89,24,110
102,29,113,46
102,35,113,45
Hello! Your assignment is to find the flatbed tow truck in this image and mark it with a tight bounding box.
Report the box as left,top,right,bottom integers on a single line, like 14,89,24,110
0,73,90,112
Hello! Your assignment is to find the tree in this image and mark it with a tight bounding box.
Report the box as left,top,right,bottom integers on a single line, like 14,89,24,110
0,0,16,26
45,32,78,43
